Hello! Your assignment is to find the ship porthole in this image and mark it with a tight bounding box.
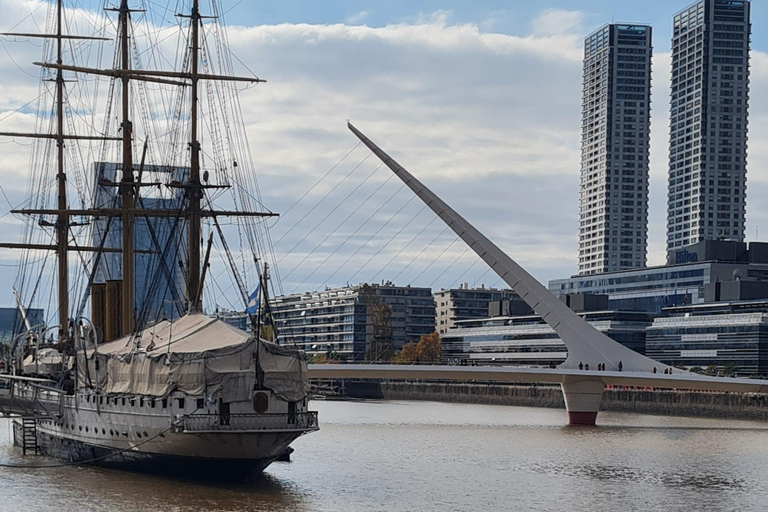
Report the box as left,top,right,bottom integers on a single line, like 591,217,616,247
252,392,269,413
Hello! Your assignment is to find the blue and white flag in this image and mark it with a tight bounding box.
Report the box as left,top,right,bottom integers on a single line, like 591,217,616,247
245,283,261,314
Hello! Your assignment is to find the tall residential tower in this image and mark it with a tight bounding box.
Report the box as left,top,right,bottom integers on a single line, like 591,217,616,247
579,24,652,275
667,0,751,255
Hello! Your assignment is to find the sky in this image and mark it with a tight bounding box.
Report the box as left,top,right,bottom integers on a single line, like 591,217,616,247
0,0,766,315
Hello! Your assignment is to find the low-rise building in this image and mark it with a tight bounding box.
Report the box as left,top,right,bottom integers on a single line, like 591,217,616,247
646,300,768,377
271,282,435,361
442,310,652,367
549,241,768,314
434,285,531,335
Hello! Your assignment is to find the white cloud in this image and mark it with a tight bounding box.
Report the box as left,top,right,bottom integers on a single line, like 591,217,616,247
2,1,767,310
346,11,369,24
530,9,584,37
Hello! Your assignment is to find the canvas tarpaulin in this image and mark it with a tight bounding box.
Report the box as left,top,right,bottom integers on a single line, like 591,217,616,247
258,341,308,402
77,314,307,402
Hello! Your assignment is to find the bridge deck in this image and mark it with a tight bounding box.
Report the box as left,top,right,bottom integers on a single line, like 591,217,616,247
307,365,768,394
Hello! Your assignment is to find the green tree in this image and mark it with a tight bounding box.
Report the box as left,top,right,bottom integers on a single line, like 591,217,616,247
393,332,441,363
722,362,738,377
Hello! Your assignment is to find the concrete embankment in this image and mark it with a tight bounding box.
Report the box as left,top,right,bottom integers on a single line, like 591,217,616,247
338,380,768,421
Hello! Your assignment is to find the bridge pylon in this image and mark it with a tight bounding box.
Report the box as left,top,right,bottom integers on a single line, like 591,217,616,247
561,377,605,425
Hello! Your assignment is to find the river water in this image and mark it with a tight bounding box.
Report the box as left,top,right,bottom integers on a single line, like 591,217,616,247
2,400,768,511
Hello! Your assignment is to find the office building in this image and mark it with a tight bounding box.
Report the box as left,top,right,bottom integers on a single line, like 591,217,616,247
92,162,188,326
271,282,435,361
442,310,652,367
667,0,751,251
434,285,531,335
550,240,768,314
0,307,44,344
579,24,652,275
647,299,768,377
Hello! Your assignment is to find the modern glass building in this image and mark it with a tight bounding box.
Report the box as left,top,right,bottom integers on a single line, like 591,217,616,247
667,0,751,250
442,311,652,366
92,162,188,325
550,240,768,314
646,300,768,376
579,24,652,275
0,307,44,344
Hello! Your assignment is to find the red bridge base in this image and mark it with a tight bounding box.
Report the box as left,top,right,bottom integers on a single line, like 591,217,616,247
567,411,598,426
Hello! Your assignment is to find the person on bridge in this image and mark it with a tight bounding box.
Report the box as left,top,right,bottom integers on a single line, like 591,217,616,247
618,361,623,372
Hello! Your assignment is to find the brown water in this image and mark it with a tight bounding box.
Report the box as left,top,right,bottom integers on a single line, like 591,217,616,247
2,400,768,511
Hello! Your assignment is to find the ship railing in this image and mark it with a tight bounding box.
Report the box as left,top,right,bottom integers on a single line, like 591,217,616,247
182,412,319,433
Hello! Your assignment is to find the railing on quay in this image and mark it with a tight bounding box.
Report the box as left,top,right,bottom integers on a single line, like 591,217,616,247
182,412,319,433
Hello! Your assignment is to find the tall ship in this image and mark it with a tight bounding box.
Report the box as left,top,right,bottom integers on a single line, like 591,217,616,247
0,0,317,477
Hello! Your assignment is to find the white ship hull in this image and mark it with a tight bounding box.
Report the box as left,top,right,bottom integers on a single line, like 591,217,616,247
8,386,318,479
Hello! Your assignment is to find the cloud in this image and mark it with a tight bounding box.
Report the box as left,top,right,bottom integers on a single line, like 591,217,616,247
530,9,584,37
345,11,368,24
2,1,766,313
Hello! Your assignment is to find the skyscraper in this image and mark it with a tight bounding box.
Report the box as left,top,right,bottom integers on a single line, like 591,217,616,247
579,24,652,276
667,0,751,255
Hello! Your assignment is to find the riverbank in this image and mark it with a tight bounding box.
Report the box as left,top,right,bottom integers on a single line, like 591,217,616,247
334,380,768,421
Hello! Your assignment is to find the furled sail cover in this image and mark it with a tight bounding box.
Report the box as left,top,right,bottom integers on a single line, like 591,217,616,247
258,341,308,402
77,314,308,402
23,347,64,376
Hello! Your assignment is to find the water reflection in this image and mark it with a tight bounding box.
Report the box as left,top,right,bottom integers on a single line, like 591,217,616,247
0,419,308,512
3,401,768,512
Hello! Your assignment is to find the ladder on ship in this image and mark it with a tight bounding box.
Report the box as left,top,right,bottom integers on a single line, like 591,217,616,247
21,418,39,455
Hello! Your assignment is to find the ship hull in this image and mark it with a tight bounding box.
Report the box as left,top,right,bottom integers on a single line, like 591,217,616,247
13,419,299,479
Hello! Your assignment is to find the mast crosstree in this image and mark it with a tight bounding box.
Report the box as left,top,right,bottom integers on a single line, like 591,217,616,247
0,0,268,340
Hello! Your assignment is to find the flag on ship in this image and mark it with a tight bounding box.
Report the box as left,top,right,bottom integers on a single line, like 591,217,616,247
246,283,261,314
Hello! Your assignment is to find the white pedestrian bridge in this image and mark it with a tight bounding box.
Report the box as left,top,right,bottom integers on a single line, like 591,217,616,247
332,123,768,425
307,364,768,425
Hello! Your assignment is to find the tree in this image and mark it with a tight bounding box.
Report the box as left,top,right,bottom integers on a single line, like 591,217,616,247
704,365,718,376
722,362,738,377
259,324,275,342
393,332,441,364
307,352,343,364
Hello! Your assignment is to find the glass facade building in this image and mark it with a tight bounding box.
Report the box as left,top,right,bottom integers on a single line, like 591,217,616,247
647,300,768,376
0,308,44,345
92,162,188,325
442,311,652,366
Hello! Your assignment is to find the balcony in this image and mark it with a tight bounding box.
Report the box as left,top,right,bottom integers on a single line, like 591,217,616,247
182,412,319,433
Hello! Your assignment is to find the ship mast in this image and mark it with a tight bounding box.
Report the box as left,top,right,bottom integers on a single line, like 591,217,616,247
118,0,135,334
0,2,115,342
1,0,273,330
54,0,69,340
188,0,202,313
